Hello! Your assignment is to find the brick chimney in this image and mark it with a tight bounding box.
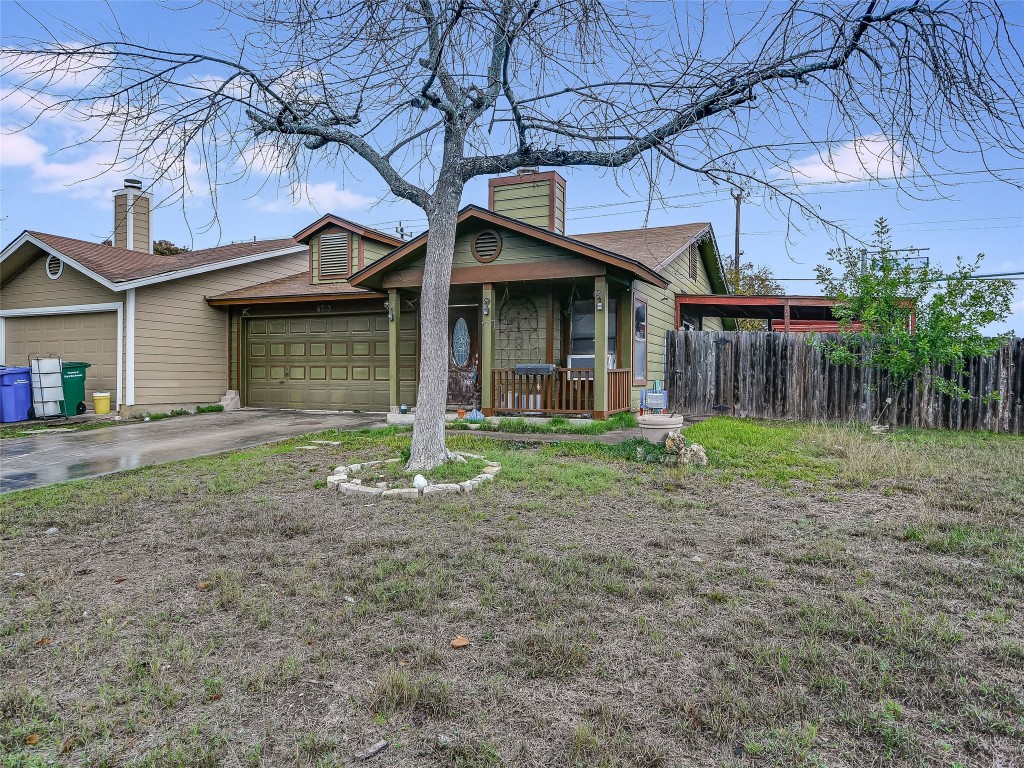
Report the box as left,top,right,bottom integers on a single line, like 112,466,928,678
488,168,566,235
113,178,152,252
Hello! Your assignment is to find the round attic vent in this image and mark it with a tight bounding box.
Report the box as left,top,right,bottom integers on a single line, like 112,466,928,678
45,255,63,280
471,229,502,263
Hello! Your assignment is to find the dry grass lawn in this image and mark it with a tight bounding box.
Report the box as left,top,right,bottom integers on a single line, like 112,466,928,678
1,418,1021,767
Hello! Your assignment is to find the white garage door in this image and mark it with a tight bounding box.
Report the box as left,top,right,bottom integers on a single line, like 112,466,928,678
4,313,119,409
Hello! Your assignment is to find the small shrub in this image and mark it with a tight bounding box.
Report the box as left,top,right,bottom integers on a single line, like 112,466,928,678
169,408,191,417
196,404,225,414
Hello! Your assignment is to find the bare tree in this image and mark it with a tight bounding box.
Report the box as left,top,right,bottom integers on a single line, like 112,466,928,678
3,1,1022,469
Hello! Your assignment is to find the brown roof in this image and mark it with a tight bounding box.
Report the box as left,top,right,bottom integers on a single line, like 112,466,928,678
572,223,710,271
207,272,381,304
25,231,303,283
348,205,670,290
292,214,403,246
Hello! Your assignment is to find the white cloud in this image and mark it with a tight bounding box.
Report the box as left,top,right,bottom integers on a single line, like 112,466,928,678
258,181,373,214
784,134,912,184
0,131,47,167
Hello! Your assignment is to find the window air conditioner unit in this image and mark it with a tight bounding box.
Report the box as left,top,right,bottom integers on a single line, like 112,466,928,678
566,354,616,369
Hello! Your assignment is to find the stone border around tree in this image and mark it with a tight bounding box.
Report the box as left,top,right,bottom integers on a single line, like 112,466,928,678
326,453,501,498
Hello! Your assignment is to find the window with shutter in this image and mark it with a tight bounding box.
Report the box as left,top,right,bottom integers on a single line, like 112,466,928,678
319,233,351,278
688,244,698,282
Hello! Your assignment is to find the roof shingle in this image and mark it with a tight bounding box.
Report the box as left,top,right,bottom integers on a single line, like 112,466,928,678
26,232,304,283
572,223,710,271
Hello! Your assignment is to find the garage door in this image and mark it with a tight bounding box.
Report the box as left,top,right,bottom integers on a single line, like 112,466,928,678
245,314,416,410
4,312,119,408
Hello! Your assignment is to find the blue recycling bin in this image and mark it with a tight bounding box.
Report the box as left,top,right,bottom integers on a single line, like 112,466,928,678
0,365,33,423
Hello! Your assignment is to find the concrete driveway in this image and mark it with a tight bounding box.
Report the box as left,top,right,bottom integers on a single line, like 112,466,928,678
0,409,385,493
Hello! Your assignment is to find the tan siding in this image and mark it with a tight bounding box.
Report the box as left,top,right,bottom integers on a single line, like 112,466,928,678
361,238,393,265
1,255,121,309
114,195,128,249
310,236,321,284
491,181,551,229
628,239,723,405
133,195,151,252
553,182,565,235
132,251,308,406
450,227,576,269
229,311,239,391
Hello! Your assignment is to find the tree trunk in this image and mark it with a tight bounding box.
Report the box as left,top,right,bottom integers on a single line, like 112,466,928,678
406,179,464,471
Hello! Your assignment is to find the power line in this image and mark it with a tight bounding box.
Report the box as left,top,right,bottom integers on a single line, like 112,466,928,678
363,167,1024,230
774,271,1024,282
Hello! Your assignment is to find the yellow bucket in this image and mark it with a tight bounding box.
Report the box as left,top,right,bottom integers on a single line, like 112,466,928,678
92,392,111,415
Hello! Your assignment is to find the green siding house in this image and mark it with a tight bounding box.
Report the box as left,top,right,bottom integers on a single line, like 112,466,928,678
207,169,730,416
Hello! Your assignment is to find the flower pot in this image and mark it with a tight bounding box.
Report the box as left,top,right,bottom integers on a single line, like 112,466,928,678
638,414,685,445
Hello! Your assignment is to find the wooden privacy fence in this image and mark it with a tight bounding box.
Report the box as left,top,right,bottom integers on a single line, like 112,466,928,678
666,330,1024,434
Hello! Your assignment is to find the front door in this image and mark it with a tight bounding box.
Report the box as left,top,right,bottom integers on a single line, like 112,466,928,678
447,307,479,408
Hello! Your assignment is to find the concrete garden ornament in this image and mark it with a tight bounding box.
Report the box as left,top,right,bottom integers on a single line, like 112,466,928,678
663,431,708,467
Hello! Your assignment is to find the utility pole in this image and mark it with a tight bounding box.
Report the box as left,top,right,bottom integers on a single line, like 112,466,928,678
731,189,743,292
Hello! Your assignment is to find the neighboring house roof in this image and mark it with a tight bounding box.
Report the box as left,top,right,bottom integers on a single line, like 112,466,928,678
575,222,729,295
207,272,382,305
0,230,307,291
292,214,403,246
348,205,670,290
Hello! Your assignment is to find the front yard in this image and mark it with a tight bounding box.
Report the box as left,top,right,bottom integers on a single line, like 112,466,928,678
1,419,1021,767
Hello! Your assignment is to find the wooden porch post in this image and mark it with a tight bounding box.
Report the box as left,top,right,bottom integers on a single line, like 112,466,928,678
481,283,495,412
618,287,634,408
593,276,609,419
387,288,401,411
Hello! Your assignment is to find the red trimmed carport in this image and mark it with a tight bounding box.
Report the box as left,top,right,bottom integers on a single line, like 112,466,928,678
675,294,884,332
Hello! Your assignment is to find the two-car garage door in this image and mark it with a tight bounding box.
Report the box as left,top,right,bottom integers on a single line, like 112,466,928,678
245,313,416,410
3,312,119,406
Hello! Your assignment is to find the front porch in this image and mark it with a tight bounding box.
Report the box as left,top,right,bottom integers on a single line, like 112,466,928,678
386,275,635,420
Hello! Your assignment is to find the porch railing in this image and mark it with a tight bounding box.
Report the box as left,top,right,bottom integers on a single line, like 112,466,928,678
607,368,632,414
490,368,632,416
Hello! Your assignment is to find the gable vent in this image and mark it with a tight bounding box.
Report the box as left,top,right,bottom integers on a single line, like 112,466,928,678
319,233,351,277
45,255,64,280
472,229,502,263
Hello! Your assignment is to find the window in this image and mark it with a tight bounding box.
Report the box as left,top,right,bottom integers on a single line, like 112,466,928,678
471,229,502,263
688,244,698,282
319,233,351,277
633,296,648,385
45,255,63,280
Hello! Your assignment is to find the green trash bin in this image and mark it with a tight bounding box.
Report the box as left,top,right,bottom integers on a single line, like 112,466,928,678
60,362,92,416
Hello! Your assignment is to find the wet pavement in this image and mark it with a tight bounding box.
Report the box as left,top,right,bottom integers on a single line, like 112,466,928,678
0,409,385,493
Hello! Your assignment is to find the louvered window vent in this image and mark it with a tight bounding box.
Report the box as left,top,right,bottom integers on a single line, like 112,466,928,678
320,233,351,277
472,229,502,263
45,255,64,280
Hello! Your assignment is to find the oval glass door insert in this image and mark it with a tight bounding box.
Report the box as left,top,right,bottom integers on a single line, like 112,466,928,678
451,317,471,367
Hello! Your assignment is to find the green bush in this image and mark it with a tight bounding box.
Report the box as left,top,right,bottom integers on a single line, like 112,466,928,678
196,404,225,414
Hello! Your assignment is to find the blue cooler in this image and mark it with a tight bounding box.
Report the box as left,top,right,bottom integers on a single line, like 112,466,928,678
0,366,33,423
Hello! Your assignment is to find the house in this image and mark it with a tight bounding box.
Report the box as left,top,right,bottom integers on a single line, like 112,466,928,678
1,170,729,418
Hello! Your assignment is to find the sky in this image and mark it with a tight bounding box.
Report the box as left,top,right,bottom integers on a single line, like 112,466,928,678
1,1,1022,334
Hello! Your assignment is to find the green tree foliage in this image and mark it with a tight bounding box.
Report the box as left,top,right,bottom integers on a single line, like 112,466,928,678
152,239,190,256
814,218,1014,400
725,262,786,331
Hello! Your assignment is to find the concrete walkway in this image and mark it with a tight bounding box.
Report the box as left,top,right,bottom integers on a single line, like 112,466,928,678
447,427,644,445
0,409,384,493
